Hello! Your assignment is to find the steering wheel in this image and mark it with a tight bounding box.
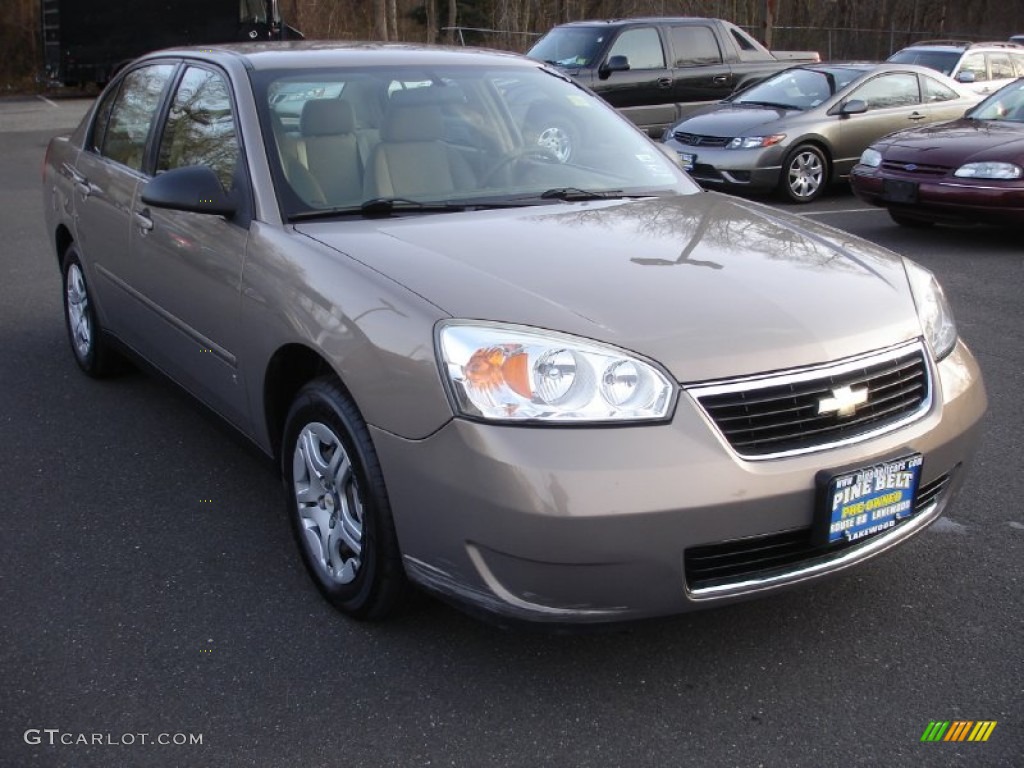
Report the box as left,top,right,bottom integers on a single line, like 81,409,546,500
481,148,561,187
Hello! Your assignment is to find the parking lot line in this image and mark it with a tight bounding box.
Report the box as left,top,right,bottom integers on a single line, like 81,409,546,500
36,95,59,108
800,207,880,216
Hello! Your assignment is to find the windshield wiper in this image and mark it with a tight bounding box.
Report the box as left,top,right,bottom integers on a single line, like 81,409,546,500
289,197,470,221
539,187,629,201
735,100,801,111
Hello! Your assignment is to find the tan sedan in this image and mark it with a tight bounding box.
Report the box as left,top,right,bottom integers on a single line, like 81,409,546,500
43,43,986,624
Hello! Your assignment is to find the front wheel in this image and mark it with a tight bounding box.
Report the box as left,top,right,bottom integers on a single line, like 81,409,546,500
779,144,828,203
282,377,408,620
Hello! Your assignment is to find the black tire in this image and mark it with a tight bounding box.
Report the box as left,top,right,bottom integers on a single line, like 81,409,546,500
779,143,829,203
282,377,407,620
889,210,935,228
61,245,122,377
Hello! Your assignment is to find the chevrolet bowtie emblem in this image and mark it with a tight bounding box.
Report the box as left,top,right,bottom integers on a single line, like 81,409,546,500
818,385,868,417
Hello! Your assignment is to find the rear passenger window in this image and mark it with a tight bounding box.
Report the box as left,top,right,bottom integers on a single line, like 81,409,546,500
670,26,723,66
157,66,239,190
921,75,958,103
607,28,665,70
101,64,175,171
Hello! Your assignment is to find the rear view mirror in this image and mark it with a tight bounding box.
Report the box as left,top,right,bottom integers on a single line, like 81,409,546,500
600,55,631,79
141,165,236,217
956,70,976,84
839,99,868,116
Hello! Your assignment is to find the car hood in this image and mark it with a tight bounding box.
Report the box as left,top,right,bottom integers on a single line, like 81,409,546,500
877,118,1024,165
669,105,794,137
296,194,921,383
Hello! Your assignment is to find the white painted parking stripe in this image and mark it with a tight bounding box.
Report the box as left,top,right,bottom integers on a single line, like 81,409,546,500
36,95,59,108
799,207,880,216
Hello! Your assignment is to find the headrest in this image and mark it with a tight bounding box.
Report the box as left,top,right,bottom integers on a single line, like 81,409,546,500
382,103,444,143
300,99,355,137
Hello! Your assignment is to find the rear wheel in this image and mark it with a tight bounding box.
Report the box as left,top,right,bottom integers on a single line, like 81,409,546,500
780,144,828,203
61,245,122,377
282,377,408,619
889,210,935,228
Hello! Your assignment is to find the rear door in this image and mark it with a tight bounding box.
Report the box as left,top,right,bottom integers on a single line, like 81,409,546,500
71,62,177,336
666,24,735,105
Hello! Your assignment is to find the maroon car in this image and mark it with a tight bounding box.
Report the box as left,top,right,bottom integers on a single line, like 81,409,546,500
851,78,1024,227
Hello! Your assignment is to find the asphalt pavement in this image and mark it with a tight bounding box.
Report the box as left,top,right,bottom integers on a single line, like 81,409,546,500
0,97,1020,768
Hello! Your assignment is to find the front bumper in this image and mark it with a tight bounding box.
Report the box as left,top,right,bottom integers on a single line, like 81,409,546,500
851,166,1024,225
662,141,785,193
371,341,986,623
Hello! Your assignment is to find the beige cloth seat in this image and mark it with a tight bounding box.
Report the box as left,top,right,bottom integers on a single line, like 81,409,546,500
299,99,362,206
363,93,476,200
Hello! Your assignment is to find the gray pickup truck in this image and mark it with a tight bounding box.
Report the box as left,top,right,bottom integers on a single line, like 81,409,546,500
528,17,819,137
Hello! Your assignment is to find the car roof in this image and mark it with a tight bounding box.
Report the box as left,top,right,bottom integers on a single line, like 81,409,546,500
550,17,722,28
894,41,1024,52
134,41,534,71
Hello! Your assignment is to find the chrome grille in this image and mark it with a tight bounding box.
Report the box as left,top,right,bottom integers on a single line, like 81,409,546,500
689,343,931,458
881,160,952,176
672,131,731,147
684,470,955,591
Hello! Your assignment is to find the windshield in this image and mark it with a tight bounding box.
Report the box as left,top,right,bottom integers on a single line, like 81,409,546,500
733,67,864,110
971,80,1024,121
252,64,695,218
886,50,960,76
527,28,607,68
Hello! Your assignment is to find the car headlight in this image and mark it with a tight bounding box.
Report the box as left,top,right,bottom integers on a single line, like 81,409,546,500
437,322,675,423
859,148,883,168
904,259,957,361
953,161,1022,179
726,134,786,149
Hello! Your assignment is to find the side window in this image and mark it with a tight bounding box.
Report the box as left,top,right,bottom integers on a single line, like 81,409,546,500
850,73,920,110
607,28,666,70
1013,53,1024,78
959,53,987,81
731,28,758,52
89,82,120,153
988,53,1014,80
669,26,723,66
101,64,175,170
157,66,239,191
921,75,958,103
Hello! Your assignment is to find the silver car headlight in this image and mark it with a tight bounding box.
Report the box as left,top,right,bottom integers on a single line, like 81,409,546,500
726,134,785,149
859,148,883,168
953,161,1022,179
904,259,957,361
437,322,675,423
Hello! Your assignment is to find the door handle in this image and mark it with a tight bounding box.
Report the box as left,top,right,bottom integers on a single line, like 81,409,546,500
63,163,91,198
657,77,672,88
907,111,927,120
712,75,730,85
134,209,154,233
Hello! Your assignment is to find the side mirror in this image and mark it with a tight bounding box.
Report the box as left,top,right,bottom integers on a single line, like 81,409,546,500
839,99,868,116
599,55,631,79
956,70,976,83
141,165,236,217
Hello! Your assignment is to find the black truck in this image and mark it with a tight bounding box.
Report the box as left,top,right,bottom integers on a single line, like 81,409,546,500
528,17,819,137
41,0,300,85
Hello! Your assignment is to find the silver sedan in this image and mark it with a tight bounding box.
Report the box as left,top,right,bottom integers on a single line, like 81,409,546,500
662,62,980,202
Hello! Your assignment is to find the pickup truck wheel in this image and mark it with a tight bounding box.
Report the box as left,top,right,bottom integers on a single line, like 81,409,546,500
780,144,828,203
283,377,408,620
61,246,122,377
